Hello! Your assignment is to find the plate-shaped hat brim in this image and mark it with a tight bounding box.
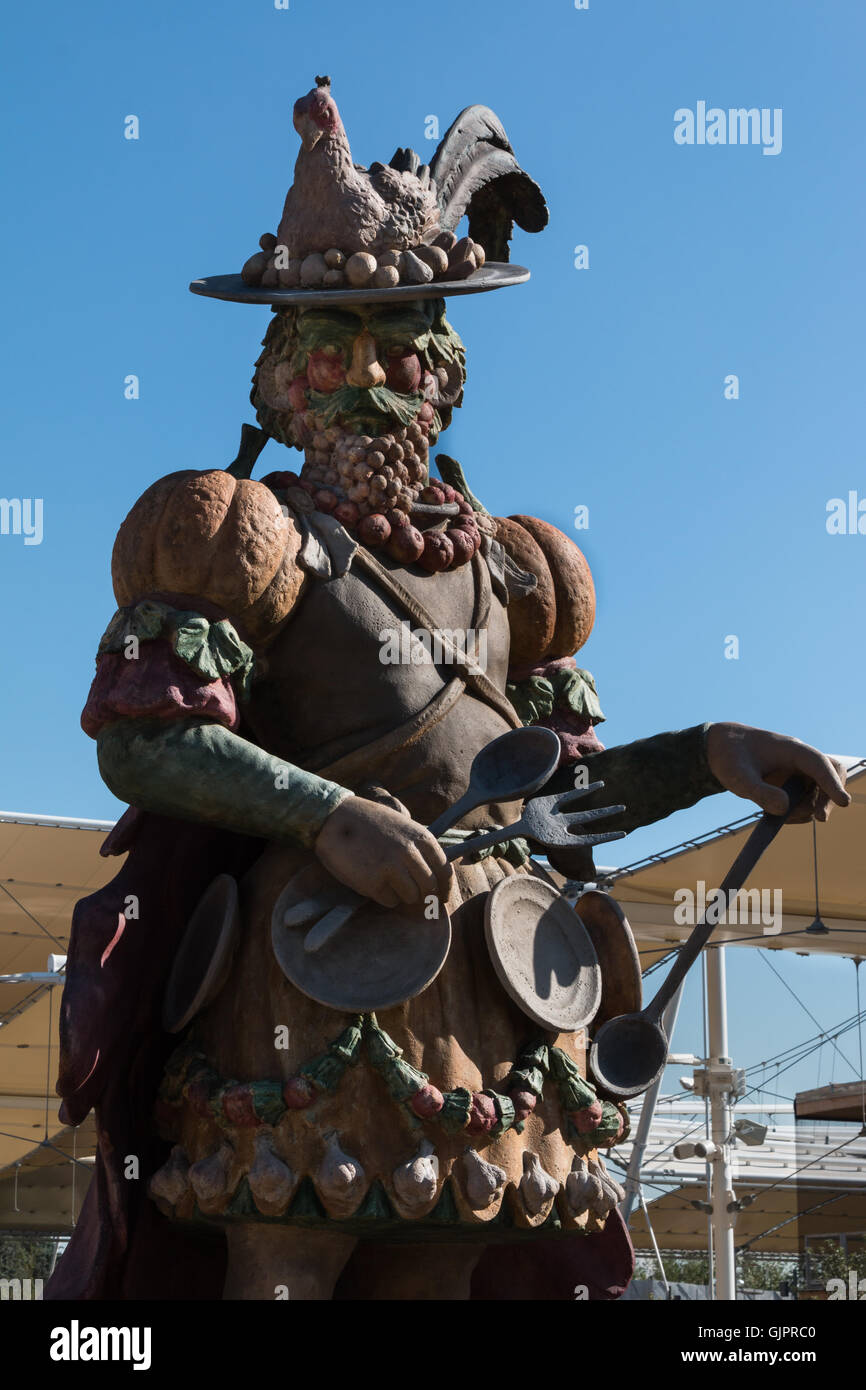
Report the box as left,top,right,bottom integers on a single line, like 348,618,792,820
190,262,529,307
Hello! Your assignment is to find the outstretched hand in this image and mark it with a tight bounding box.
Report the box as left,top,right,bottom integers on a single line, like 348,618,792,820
314,794,453,908
706,722,850,822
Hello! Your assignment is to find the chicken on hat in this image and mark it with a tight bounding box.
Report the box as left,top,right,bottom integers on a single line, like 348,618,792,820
191,76,549,558
190,74,548,306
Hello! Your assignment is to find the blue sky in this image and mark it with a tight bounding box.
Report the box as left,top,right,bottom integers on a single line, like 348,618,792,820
2,0,864,1108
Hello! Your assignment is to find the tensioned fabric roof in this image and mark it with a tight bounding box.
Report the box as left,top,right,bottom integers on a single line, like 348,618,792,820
604,760,866,971
621,1112,866,1255
601,761,866,1260
0,812,116,1180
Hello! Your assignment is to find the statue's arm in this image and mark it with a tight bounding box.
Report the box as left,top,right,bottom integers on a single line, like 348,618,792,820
88,465,452,905
97,716,351,846
493,514,849,878
547,722,723,836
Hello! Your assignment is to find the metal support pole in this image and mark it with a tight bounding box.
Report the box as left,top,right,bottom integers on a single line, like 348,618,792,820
706,945,736,1300
621,983,685,1225
639,1188,670,1298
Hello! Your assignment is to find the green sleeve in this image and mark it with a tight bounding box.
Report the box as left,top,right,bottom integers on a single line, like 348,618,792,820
545,724,724,878
97,718,352,848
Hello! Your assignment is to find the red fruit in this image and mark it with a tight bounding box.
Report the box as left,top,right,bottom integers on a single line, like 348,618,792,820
334,500,360,527
386,507,411,530
418,401,435,424
261,470,299,491
419,531,454,572
283,1076,316,1110
410,1083,445,1118
510,1088,537,1123
439,483,456,504
466,1092,498,1135
387,524,425,565
287,375,309,412
420,485,445,506
221,1085,261,1128
385,351,422,394
306,350,346,393
571,1100,604,1134
447,528,477,566
299,480,317,497
357,513,392,549
457,500,475,516
313,489,338,514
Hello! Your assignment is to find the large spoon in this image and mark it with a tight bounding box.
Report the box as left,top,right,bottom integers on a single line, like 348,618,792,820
426,725,561,838
589,775,807,1100
300,725,562,953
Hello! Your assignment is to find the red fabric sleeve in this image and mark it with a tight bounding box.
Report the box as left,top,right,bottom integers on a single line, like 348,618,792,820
81,637,240,739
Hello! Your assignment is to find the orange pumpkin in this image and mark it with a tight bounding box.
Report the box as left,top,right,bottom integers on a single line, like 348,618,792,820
111,470,305,645
499,515,596,665
493,516,556,669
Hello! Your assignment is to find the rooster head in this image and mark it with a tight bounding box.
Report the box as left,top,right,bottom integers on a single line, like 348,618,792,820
293,75,341,151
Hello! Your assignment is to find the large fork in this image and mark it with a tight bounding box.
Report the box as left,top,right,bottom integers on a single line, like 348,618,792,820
443,782,626,860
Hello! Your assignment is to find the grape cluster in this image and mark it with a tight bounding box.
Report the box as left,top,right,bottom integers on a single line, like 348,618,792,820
297,414,433,520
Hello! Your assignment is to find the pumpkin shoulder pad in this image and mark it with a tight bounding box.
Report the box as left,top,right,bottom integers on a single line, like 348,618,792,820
110,469,306,647
495,514,596,667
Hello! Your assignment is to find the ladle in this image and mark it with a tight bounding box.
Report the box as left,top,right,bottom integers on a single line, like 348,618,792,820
589,776,807,1100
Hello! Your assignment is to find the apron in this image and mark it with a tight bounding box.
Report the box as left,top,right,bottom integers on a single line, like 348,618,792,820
153,544,611,1239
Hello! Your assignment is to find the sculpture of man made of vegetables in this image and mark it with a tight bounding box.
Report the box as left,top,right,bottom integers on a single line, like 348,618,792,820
48,79,849,1302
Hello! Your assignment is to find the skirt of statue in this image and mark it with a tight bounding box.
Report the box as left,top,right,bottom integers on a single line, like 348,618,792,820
151,841,619,1241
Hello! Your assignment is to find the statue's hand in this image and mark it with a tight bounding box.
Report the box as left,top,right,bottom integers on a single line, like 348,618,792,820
313,796,453,908
706,722,850,822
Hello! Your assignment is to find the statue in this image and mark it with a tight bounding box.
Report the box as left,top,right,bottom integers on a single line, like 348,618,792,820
47,79,849,1302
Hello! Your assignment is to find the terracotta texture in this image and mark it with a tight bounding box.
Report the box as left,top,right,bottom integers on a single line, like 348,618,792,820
493,516,556,667
508,513,596,659
111,470,305,646
277,80,440,260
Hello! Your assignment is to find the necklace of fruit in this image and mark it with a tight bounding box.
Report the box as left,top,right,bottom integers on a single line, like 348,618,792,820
260,469,487,574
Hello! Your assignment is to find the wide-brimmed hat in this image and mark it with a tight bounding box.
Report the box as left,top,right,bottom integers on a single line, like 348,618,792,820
190,76,547,309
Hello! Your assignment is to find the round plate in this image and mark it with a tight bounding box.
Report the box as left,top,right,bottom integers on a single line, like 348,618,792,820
484,876,602,1032
271,887,451,1012
189,262,529,308
574,890,642,1030
163,875,240,1033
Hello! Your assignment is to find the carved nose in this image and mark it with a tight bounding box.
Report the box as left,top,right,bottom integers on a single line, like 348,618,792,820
346,331,386,388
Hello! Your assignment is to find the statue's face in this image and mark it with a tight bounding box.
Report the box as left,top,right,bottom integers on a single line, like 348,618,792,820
252,298,465,518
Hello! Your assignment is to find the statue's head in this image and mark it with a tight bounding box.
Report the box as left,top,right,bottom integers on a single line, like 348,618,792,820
251,298,466,518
